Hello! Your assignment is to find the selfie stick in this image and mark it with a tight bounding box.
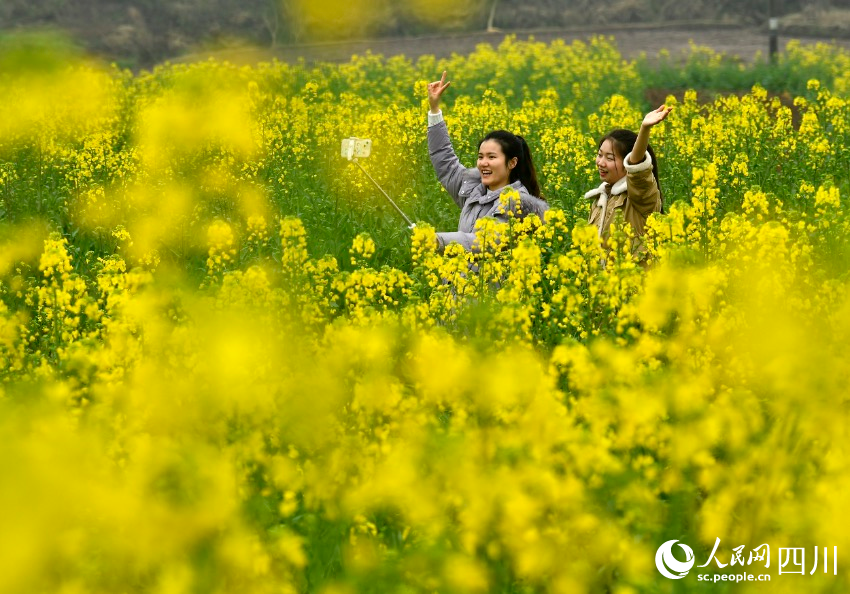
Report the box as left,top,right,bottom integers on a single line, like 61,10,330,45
352,161,416,229
342,137,416,230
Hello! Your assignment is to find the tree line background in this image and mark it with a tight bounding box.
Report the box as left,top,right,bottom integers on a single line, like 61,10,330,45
1,0,850,68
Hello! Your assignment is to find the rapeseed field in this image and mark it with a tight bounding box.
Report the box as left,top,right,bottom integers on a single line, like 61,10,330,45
1,33,849,593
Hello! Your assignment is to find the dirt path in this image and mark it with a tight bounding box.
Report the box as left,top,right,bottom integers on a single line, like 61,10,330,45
192,23,850,66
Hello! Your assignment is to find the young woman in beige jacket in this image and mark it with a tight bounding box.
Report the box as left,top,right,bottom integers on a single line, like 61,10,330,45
585,105,672,253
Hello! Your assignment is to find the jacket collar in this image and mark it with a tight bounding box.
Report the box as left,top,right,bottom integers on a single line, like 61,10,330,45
611,177,627,195
584,177,627,201
472,180,525,204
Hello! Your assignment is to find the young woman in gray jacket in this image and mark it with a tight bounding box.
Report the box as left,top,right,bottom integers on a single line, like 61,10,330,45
427,71,549,252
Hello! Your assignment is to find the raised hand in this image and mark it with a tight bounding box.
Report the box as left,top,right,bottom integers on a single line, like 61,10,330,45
427,71,451,114
631,105,672,165
642,104,673,128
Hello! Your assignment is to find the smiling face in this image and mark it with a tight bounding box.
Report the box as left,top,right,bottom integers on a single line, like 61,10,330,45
477,139,517,191
596,138,626,185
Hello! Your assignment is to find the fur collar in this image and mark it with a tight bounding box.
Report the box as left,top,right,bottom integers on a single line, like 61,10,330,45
584,177,627,201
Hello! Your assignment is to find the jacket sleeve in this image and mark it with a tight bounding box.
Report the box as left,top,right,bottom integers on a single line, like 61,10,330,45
623,150,661,217
428,120,478,208
436,231,478,252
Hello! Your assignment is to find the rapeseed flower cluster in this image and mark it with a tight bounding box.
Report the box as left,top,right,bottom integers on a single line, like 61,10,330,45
1,34,850,593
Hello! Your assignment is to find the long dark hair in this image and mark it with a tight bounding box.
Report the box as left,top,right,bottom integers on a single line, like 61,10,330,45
479,130,543,200
598,129,663,211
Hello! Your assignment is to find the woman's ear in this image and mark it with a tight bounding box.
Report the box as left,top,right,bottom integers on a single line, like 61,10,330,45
508,157,518,170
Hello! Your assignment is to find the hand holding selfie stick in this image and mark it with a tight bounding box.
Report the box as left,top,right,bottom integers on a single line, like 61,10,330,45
341,137,416,230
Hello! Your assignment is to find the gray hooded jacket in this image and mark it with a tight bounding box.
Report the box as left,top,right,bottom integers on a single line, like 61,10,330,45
428,115,548,251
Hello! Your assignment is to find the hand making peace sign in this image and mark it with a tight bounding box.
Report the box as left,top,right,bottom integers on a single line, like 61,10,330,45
427,71,451,114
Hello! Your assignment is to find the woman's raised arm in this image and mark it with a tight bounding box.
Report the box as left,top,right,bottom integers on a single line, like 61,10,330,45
426,71,476,206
